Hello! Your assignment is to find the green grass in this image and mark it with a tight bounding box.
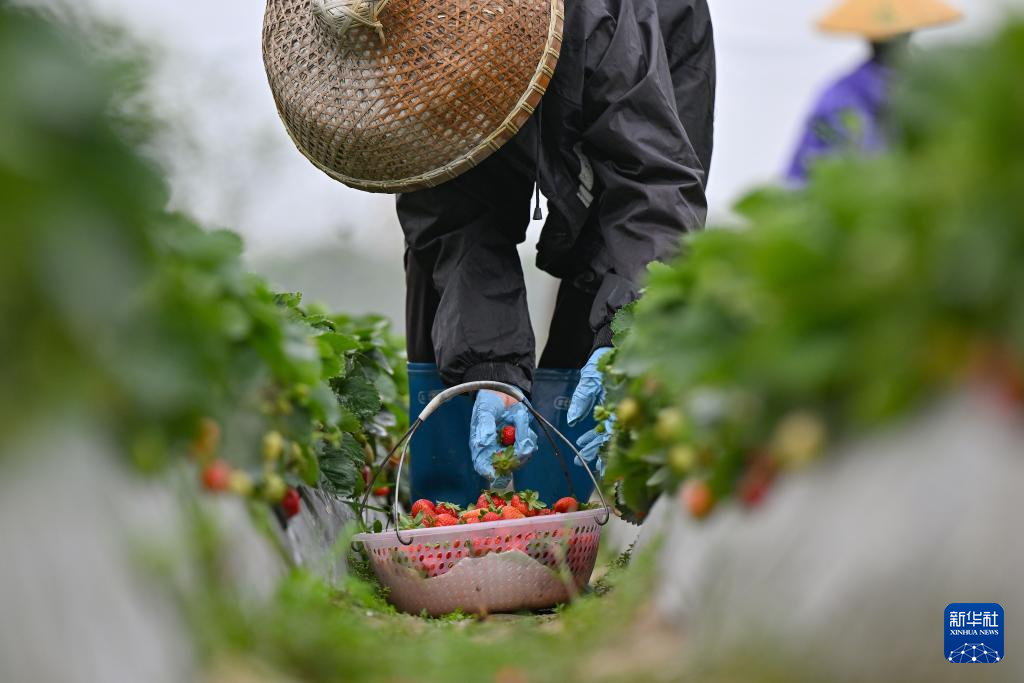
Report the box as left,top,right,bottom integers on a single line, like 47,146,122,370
179,515,667,683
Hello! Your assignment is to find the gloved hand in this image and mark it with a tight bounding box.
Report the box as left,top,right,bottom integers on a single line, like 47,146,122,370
470,390,538,487
567,347,613,476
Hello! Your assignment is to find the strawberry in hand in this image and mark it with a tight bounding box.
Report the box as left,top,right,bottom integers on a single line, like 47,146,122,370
469,390,538,484
491,446,519,480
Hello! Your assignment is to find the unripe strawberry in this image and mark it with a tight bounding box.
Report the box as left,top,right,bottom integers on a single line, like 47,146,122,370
262,431,284,462
192,417,221,459
228,470,254,496
262,474,287,503
772,412,826,469
655,408,686,443
616,398,641,427
668,445,696,474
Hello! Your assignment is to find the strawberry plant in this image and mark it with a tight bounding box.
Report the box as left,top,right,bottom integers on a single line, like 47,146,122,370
0,6,407,528
601,24,1024,521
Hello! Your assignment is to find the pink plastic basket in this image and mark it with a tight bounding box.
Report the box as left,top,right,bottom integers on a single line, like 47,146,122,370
353,381,611,616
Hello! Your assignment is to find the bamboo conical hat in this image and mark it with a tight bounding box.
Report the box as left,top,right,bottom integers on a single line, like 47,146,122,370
263,0,563,194
818,0,962,39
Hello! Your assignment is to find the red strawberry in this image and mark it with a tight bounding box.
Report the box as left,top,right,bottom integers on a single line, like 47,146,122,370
482,511,501,523
361,465,372,487
681,480,714,519
201,460,231,492
373,485,391,497
971,343,1024,409
421,513,436,528
738,454,776,509
553,497,579,514
461,509,485,524
411,499,435,517
500,425,516,447
281,487,301,518
477,492,505,509
435,502,461,517
508,495,529,516
501,507,525,520
433,513,458,527
537,509,555,516
518,490,547,516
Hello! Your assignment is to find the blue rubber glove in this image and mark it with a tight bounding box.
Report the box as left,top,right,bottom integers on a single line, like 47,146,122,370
567,347,613,476
470,390,538,488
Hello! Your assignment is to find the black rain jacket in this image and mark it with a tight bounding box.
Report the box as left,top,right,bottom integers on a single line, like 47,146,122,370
397,0,715,391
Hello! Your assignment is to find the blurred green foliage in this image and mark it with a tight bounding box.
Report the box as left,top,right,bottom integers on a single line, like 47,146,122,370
603,23,1024,519
0,6,406,506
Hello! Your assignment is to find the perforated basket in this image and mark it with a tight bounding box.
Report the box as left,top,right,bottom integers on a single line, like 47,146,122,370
353,381,610,616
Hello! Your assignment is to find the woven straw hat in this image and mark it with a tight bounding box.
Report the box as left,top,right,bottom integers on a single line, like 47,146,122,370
263,0,563,193
818,0,962,39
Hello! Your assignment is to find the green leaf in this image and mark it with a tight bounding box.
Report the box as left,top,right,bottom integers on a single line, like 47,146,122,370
319,332,361,354
335,373,382,421
319,433,363,497
645,466,671,488
299,446,321,487
307,382,341,426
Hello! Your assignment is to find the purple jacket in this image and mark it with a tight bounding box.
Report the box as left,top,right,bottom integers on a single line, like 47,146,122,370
786,58,890,183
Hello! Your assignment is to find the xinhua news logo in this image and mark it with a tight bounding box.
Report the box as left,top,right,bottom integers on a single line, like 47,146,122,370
945,603,1004,663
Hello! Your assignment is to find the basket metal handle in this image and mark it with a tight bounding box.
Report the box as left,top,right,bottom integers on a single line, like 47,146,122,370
385,380,611,545
417,380,526,421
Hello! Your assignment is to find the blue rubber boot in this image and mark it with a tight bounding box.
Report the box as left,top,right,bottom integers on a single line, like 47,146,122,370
408,363,488,507
407,364,597,506
513,368,596,504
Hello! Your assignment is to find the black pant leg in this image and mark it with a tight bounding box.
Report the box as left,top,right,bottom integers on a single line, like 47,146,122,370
539,279,599,369
404,245,439,363
397,148,537,389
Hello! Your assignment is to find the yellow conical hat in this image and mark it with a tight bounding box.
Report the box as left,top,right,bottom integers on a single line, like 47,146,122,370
818,0,962,39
